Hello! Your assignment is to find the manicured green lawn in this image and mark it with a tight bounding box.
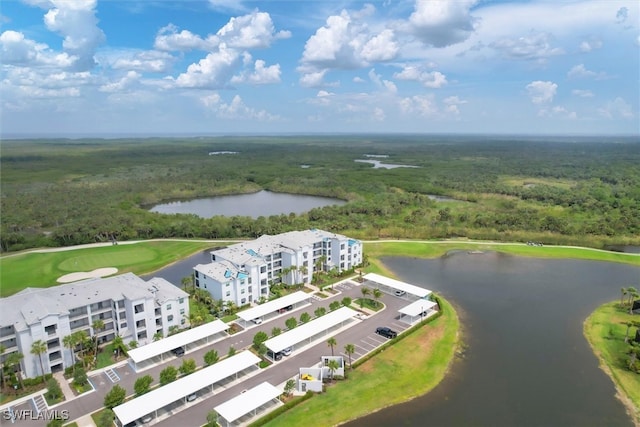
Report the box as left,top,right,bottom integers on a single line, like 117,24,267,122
364,241,640,266
260,297,459,427
0,240,216,296
584,302,640,424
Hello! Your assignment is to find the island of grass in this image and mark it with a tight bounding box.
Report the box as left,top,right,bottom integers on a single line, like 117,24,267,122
258,297,459,427
584,302,640,425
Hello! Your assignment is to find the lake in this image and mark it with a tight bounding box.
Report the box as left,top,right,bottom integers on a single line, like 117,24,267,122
144,249,640,426
347,252,640,427
149,190,345,219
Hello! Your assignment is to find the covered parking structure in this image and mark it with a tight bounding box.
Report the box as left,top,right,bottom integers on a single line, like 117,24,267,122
264,306,357,359
363,273,431,300
214,382,283,427
236,291,311,327
114,351,260,426
398,299,439,325
127,319,229,372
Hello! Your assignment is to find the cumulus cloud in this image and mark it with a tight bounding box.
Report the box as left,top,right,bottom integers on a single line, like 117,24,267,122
155,25,216,52
490,31,564,62
0,30,75,67
567,64,608,80
393,64,447,88
231,59,281,84
298,6,399,86
99,71,141,93
37,0,105,70
299,70,330,88
216,10,291,49
368,68,397,94
579,37,602,52
538,105,577,119
200,93,279,121
103,50,175,73
443,96,468,115
526,80,557,104
408,0,478,48
174,44,240,89
399,94,437,116
598,97,634,119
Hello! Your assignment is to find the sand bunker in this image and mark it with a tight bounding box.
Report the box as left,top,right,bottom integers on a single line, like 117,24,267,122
57,267,118,283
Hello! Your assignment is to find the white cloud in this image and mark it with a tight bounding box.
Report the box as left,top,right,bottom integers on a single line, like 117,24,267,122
393,64,447,88
490,31,564,62
99,71,141,93
200,93,279,121
155,25,216,52
399,94,437,116
0,30,75,67
408,0,478,48
216,10,291,49
360,29,399,62
38,0,105,70
598,97,634,119
368,69,397,94
538,105,577,119
443,96,468,115
372,107,385,121
526,80,557,104
299,70,330,88
567,64,608,80
174,44,240,88
231,59,281,84
353,76,365,83
579,37,603,52
572,89,594,98
105,50,175,73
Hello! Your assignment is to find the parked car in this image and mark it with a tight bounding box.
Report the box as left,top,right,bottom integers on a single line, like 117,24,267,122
252,318,263,324
376,326,397,339
282,347,292,356
140,414,153,424
394,290,406,297
172,347,185,357
186,393,197,402
274,352,283,361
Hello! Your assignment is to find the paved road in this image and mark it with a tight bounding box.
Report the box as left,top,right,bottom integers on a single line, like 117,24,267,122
8,279,414,427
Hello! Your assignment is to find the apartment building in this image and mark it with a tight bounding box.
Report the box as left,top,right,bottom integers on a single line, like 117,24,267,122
193,229,362,306
0,273,188,379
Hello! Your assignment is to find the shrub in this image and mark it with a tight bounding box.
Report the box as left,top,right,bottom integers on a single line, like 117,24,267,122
159,366,177,385
134,375,154,396
179,359,196,376
73,367,88,387
45,378,62,401
104,385,126,409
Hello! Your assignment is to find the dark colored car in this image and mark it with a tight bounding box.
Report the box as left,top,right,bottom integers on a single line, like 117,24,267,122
375,327,397,339
172,347,185,357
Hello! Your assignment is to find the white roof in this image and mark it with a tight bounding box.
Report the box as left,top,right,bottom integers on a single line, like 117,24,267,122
128,320,228,364
398,299,438,317
214,382,281,423
265,306,357,353
114,351,260,425
237,291,311,322
363,273,431,298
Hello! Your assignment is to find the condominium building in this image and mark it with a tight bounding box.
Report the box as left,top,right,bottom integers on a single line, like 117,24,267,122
0,273,188,378
193,229,363,306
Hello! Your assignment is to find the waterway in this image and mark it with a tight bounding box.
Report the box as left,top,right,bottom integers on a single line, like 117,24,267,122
149,190,345,219
348,252,640,427
144,249,640,426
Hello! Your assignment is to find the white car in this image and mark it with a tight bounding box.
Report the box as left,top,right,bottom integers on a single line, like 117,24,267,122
394,290,406,297
187,393,197,402
252,318,263,324
282,347,292,356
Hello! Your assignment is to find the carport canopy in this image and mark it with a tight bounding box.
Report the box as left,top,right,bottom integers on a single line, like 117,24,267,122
127,319,228,364
399,299,438,317
114,351,260,426
237,291,311,322
265,306,357,354
214,382,281,425
363,273,431,298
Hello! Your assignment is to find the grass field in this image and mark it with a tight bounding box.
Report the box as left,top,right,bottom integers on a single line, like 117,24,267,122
0,241,216,297
261,297,459,427
583,302,640,425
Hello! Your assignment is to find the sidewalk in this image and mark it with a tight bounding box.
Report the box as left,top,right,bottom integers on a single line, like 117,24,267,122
73,414,96,427
53,372,75,403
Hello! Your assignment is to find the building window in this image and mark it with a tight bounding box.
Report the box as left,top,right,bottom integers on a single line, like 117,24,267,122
240,280,245,285
134,304,144,314
248,286,252,293
179,298,184,304
166,304,172,310
181,318,186,325
180,309,185,315
226,283,230,287
226,291,231,297
120,322,127,329
167,315,173,322
241,289,245,294
241,298,246,304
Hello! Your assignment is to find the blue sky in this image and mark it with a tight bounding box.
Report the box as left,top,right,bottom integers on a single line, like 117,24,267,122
1,0,638,136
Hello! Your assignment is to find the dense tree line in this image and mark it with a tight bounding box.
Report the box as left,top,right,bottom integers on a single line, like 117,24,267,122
1,136,639,252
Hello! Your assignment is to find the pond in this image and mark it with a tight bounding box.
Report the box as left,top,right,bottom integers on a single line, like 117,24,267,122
149,190,345,219
354,159,419,169
347,252,640,427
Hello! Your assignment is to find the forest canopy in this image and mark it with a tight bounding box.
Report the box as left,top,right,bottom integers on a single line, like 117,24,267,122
1,135,639,252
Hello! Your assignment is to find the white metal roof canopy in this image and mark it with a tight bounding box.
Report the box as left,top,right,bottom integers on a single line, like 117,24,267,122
113,351,260,425
128,319,228,364
265,306,357,354
363,273,431,298
398,299,438,317
237,291,311,322
214,382,281,424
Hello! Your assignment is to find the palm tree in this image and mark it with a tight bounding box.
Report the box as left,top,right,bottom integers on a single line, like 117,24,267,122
360,286,371,308
153,332,164,342
344,344,355,371
621,287,628,306
624,321,633,343
372,288,383,308
112,335,124,359
327,337,337,356
627,287,638,306
73,331,89,368
31,340,48,383
327,359,340,382
62,334,77,374
4,352,24,389
92,319,105,358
